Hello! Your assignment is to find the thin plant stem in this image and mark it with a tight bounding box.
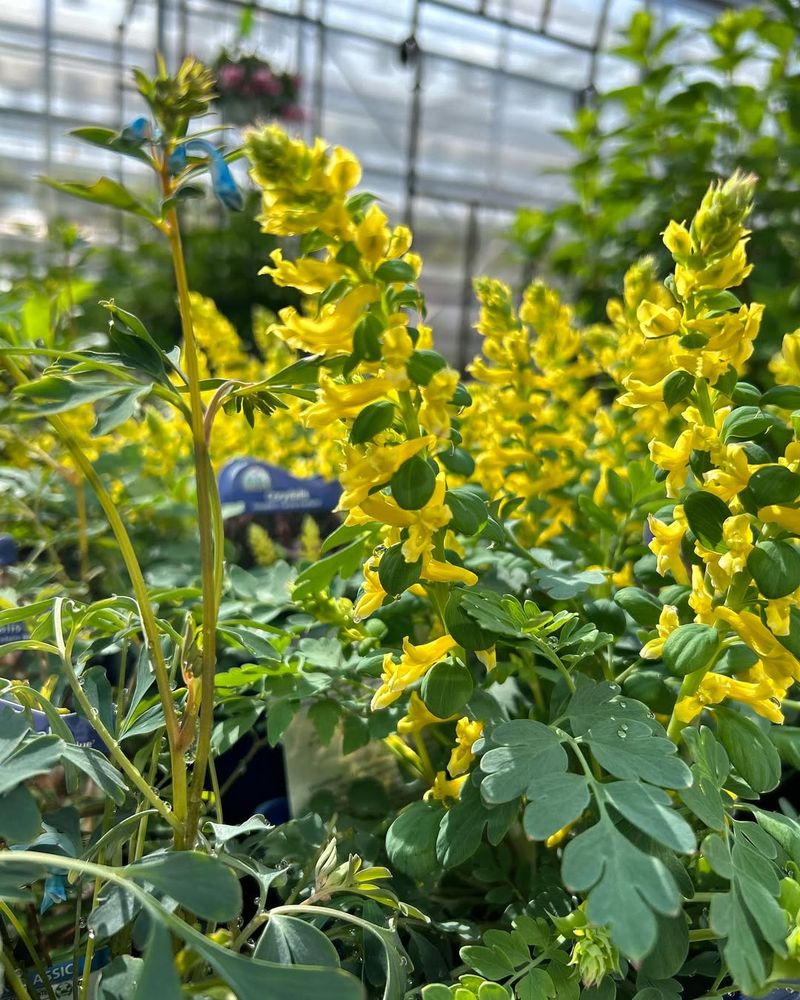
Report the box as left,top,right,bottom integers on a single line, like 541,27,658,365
0,903,57,1000
160,187,224,846
0,950,34,1000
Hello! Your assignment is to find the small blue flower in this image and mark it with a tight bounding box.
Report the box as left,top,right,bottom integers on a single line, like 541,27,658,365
120,116,152,144
168,145,189,175
40,873,67,914
183,138,244,211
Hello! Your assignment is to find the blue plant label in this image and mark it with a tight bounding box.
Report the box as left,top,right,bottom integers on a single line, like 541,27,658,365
0,947,110,999
0,698,110,754
727,990,800,999
0,620,28,643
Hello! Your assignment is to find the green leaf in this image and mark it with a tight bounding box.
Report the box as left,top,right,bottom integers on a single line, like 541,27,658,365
438,446,475,477
747,540,800,598
126,852,242,921
0,735,63,795
133,924,183,1000
81,665,115,735
70,126,152,163
683,490,731,547
0,786,42,844
720,406,771,441
91,385,151,437
584,719,691,788
374,259,417,283
444,589,498,651
386,800,443,879
59,744,127,805
293,538,366,601
308,699,341,745
14,376,127,415
716,708,780,792
661,623,720,677
391,455,436,510
532,568,605,600
521,771,591,841
603,781,696,853
421,660,474,717
437,774,517,868
613,588,662,627
662,370,694,408
562,818,680,961
517,968,556,1000
459,945,514,980
748,465,800,506
377,544,421,596
446,486,488,535
97,956,144,1000
481,721,567,803
350,400,396,444
709,825,787,995
255,914,340,967
637,913,688,981
41,176,160,224
762,384,800,409
406,350,447,386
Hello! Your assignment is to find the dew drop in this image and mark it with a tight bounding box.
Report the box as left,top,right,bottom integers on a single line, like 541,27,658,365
617,729,627,739
646,710,655,719
79,918,87,929
618,700,627,709
620,723,629,732
87,928,96,940
608,684,620,693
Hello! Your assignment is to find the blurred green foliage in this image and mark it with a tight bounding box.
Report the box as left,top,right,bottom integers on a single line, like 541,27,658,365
513,0,800,358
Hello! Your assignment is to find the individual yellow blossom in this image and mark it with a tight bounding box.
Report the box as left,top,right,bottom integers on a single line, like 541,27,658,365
425,771,467,803
396,692,454,735
447,718,484,776
305,374,395,428
475,646,496,671
271,285,379,355
675,672,784,726
758,505,800,535
354,557,387,620
688,566,715,624
419,368,459,439
696,514,753,591
647,512,689,584
338,436,434,510
371,634,458,710
649,432,694,498
636,300,682,339
420,557,478,586
641,605,680,659
263,247,347,294
770,329,800,385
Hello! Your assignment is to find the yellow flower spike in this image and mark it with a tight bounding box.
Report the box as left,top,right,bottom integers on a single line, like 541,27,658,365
758,504,800,535
447,718,484,777
641,604,680,660
424,771,468,804
371,635,458,711
396,692,454,735
647,512,689,584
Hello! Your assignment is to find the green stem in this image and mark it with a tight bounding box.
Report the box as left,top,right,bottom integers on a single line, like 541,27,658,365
53,600,179,832
162,196,221,847
0,903,57,1000
1,352,186,844
0,950,34,1000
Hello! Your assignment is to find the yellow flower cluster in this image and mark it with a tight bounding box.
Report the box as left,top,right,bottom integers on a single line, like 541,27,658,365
245,125,487,798
623,172,800,728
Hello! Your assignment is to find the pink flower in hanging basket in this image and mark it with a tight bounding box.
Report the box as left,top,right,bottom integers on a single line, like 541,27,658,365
252,66,281,96
282,103,305,122
218,62,246,91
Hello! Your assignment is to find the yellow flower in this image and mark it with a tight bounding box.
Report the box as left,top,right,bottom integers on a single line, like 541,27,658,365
641,604,680,659
338,436,434,510
649,431,693,498
758,505,800,535
271,285,379,355
248,522,280,567
647,512,689,584
371,634,458,710
636,300,681,339
447,718,484,776
397,692,454,735
688,566,714,625
305,374,394,428
662,220,693,257
263,247,347,295
676,671,784,726
425,771,467,803
354,557,387,620
420,557,478,586
419,368,459,439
